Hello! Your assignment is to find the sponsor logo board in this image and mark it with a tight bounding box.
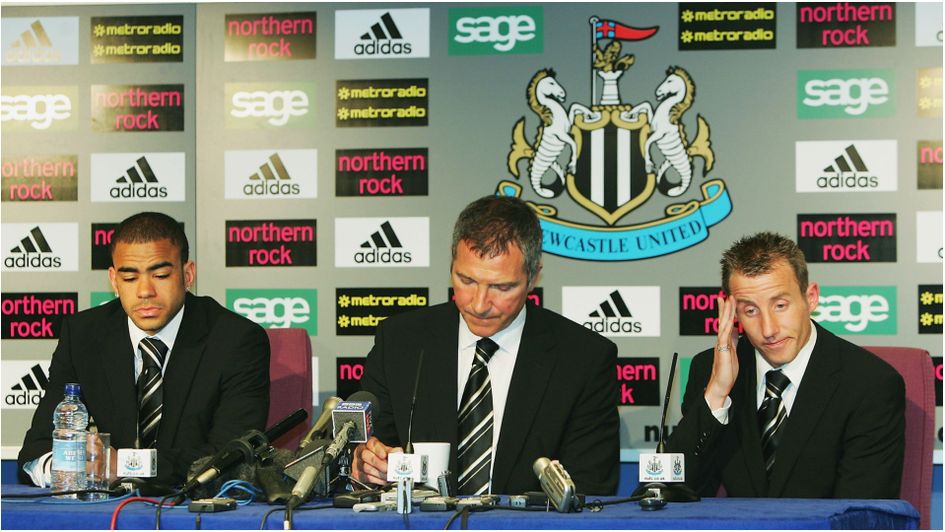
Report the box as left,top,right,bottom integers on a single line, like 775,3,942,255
90,291,116,308
0,86,78,131
917,211,943,263
797,213,896,263
812,286,896,335
2,223,78,271
915,3,943,47
448,6,543,55
2,154,78,201
562,286,660,337
917,67,943,118
90,152,186,202
2,17,79,66
919,285,943,335
797,69,894,118
336,78,428,127
334,217,429,268
335,9,429,59
617,358,660,406
91,84,184,132
226,289,317,335
336,287,428,336
678,287,744,336
796,2,895,48
225,12,316,61
225,149,317,199
918,140,943,189
336,357,367,400
1,292,77,339
91,15,183,63
2,360,51,408
679,3,776,50
335,148,427,196
226,82,315,129
933,357,943,406
226,220,316,267
795,140,896,192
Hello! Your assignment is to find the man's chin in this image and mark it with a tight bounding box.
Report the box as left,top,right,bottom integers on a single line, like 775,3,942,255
131,316,167,336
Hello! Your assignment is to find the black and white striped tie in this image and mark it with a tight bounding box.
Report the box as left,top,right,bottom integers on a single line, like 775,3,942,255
457,337,499,495
137,337,168,449
758,369,791,478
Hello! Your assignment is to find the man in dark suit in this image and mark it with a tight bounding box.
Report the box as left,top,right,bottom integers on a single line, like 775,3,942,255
353,195,619,496
668,232,904,498
19,212,270,487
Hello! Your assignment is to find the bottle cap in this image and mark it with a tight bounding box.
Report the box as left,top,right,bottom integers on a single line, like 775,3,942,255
64,382,81,396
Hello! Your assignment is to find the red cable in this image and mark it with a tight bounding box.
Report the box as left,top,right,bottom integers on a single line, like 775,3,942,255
109,496,161,530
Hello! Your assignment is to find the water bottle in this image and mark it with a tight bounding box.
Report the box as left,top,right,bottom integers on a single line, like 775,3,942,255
51,382,88,498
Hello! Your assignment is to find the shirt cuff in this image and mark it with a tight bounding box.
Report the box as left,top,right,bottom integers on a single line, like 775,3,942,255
23,452,53,488
707,395,732,425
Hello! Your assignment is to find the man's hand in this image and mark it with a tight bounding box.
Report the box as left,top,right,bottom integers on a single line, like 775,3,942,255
351,436,401,486
705,296,739,409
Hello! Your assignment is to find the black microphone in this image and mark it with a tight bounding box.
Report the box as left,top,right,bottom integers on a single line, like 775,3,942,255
323,391,377,465
299,396,342,449
182,408,308,494
404,349,424,454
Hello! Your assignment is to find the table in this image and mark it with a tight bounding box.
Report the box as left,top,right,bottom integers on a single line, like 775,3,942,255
0,485,919,529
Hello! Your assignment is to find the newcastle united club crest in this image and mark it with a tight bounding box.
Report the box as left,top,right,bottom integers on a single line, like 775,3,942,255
501,16,732,261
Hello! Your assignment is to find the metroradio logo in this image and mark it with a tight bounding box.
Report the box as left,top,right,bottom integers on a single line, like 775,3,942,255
335,9,429,59
224,149,317,199
562,286,660,337
2,17,79,66
91,152,185,202
2,223,78,271
796,140,896,192
335,217,429,267
2,361,51,408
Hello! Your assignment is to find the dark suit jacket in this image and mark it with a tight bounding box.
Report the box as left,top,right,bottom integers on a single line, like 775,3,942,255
18,292,270,486
360,302,619,496
668,322,904,498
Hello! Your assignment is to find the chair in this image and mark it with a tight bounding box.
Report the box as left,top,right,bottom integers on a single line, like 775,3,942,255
864,346,936,530
265,328,313,449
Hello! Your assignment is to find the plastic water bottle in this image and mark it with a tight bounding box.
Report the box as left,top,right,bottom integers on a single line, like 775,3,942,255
51,382,88,497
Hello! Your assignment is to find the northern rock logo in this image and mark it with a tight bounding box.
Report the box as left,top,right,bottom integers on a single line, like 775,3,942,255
503,16,732,261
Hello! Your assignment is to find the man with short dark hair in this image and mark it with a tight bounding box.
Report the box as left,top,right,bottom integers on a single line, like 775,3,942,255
668,231,905,498
19,212,270,487
353,195,620,496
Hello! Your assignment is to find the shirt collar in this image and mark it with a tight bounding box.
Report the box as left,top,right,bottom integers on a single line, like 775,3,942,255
755,318,818,387
458,304,528,355
127,304,185,355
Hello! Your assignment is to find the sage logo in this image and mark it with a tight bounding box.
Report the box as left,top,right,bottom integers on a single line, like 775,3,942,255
225,149,317,199
795,140,896,192
916,211,943,263
91,84,184,132
336,287,428,336
2,17,79,65
796,2,895,48
449,6,543,55
336,148,427,196
335,217,429,268
2,361,51,408
2,223,78,271
226,220,316,267
90,152,185,202
616,358,660,406
918,285,943,335
335,9,429,59
798,69,894,118
90,291,116,308
797,213,896,263
226,289,317,335
2,154,78,202
915,3,943,47
0,86,77,131
812,286,896,334
2,292,77,339
226,82,315,128
562,286,660,337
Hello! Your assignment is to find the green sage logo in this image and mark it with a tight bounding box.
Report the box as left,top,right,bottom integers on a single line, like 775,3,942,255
0,85,78,131
448,6,542,55
797,69,895,119
90,291,116,308
225,82,316,129
812,285,896,335
226,288,317,335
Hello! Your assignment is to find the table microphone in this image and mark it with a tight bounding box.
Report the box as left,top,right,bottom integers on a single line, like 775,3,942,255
299,396,342,449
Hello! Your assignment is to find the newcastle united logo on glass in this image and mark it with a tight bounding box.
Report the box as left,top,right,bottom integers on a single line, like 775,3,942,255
501,16,733,261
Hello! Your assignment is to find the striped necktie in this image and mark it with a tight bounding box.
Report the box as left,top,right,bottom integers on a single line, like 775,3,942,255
758,369,791,478
457,337,499,495
137,337,168,449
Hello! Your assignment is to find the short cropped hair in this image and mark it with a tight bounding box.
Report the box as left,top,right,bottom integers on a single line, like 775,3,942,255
110,212,189,265
720,231,808,294
451,195,542,282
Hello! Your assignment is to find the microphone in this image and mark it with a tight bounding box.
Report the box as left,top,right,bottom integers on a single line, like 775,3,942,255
404,350,424,454
182,408,308,494
631,352,700,503
324,391,376,465
533,457,579,512
299,396,342,449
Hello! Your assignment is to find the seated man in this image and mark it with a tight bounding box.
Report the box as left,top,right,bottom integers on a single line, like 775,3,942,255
18,212,270,487
668,231,904,498
353,195,619,496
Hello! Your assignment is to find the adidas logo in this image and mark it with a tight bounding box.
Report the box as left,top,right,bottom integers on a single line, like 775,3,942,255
110,156,168,198
354,221,412,263
5,226,61,268
4,363,47,406
354,12,413,56
583,290,642,334
243,153,300,196
5,20,62,64
818,144,879,189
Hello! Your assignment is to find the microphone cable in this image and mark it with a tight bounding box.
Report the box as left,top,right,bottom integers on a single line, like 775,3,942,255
260,503,332,530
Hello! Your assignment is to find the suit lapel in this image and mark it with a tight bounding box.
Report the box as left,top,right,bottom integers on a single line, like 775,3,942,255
99,304,138,446
418,306,459,447
158,294,208,447
491,306,556,493
732,338,768,495
767,323,840,496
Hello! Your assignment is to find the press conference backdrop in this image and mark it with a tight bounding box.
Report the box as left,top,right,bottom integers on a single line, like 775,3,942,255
1,3,942,466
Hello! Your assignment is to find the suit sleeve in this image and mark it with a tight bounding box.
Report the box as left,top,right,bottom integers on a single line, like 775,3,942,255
833,365,905,499
17,316,76,484
557,339,620,495
360,320,400,448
